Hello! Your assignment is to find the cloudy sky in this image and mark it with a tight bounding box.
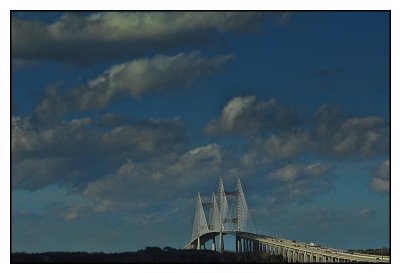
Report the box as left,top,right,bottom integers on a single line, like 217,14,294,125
11,11,389,252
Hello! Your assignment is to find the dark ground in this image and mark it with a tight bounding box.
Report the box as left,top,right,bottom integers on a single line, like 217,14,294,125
11,247,286,264
347,247,390,256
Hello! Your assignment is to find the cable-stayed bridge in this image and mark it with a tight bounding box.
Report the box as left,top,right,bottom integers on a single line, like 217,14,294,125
184,177,389,263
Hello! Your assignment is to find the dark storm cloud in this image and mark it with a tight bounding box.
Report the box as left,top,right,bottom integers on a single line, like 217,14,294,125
369,159,389,193
12,12,263,65
12,115,186,190
66,143,231,218
206,98,388,164
34,51,233,124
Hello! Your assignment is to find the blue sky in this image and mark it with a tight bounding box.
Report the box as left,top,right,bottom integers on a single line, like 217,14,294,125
11,11,389,252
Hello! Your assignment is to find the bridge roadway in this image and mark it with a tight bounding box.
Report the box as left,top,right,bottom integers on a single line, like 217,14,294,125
185,231,390,263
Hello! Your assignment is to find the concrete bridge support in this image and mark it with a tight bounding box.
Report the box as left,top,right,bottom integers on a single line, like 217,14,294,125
219,232,224,253
236,237,242,253
293,250,298,263
299,251,303,263
325,256,331,263
212,237,216,251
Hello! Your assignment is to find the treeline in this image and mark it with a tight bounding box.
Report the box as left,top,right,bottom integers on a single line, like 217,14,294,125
11,247,286,263
348,247,390,256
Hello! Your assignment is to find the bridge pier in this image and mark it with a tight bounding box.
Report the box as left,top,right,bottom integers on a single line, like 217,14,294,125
325,256,330,263
219,232,224,253
299,252,304,263
212,237,216,251
236,236,242,253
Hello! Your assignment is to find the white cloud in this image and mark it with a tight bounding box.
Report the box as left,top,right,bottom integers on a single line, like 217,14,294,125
268,162,331,203
313,105,388,158
75,51,233,109
269,162,329,183
255,132,309,159
204,96,296,135
167,143,222,175
34,52,233,118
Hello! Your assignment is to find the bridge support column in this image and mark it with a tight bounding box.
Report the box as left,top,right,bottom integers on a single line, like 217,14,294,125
236,237,242,253
212,237,216,251
219,232,224,253
197,237,200,250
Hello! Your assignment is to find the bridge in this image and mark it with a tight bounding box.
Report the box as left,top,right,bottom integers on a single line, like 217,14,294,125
184,177,390,263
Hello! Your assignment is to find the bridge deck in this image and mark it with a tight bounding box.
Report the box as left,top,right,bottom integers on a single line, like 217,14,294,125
185,231,390,263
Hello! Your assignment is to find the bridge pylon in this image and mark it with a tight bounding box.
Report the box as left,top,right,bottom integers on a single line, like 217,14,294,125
191,191,209,249
188,176,254,252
